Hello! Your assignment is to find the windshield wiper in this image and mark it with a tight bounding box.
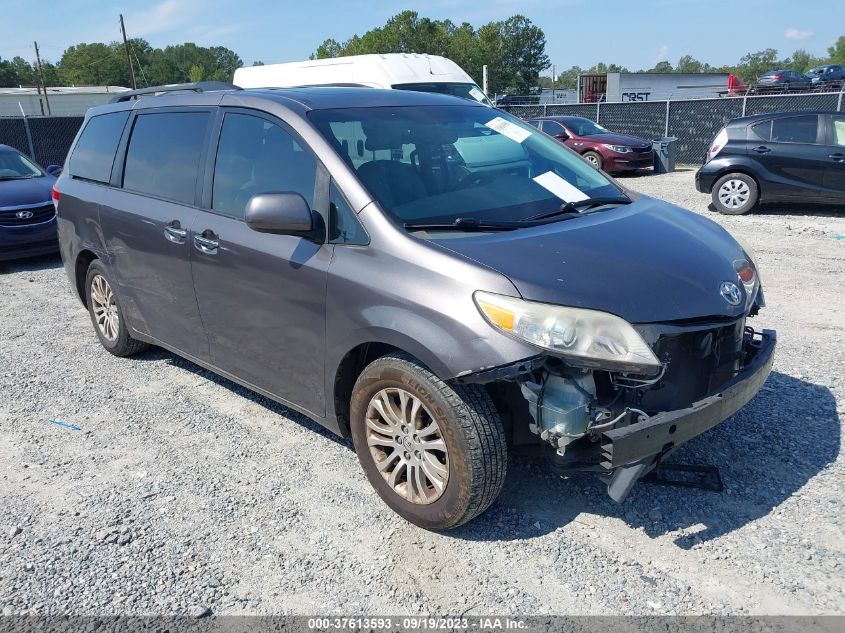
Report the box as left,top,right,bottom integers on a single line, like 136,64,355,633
524,196,632,222
0,175,36,180
404,217,522,232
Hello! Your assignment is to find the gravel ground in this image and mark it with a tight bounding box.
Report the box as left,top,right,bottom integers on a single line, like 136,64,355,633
1,169,844,617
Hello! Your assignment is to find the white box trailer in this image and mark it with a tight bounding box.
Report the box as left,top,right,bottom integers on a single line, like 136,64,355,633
578,73,732,102
234,54,491,105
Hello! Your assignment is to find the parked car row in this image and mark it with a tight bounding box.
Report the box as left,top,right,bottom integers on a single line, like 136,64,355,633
753,65,845,93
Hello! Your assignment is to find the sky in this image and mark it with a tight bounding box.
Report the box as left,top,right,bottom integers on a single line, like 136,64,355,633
2,0,842,73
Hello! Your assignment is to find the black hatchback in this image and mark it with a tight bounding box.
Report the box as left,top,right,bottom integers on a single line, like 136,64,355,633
696,111,845,214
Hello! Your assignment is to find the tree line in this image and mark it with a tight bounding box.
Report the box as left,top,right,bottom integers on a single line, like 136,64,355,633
1,10,843,96
544,40,845,90
0,40,242,89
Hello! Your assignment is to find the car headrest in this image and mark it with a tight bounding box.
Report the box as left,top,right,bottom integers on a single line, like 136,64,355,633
362,120,407,151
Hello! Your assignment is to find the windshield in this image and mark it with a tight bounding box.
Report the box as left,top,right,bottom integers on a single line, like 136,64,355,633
309,105,620,227
0,149,42,179
392,82,492,106
564,118,610,137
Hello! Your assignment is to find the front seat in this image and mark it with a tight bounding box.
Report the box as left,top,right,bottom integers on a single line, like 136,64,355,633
356,160,428,208
356,122,428,208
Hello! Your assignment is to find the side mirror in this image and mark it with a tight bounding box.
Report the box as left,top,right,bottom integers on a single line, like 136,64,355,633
245,192,315,236
555,132,570,141
46,165,62,176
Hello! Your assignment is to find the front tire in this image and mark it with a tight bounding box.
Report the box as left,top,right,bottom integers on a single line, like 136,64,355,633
583,151,603,170
350,353,507,530
85,260,149,357
712,172,759,215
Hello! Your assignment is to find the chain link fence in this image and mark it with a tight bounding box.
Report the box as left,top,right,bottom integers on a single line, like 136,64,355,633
2,90,843,169
503,90,845,165
0,116,83,168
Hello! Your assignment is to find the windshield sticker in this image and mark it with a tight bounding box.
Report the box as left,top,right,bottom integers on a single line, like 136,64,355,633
532,171,590,203
469,87,487,102
485,117,532,143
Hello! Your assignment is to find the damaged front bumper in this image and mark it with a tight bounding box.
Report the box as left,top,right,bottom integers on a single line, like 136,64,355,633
601,328,776,501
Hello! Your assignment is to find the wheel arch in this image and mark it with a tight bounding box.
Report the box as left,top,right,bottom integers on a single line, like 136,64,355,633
330,333,455,437
74,249,99,307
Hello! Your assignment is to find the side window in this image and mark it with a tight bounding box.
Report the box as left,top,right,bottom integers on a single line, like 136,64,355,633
751,120,772,141
123,111,209,204
212,113,317,219
527,120,541,129
329,182,368,245
543,121,565,136
833,116,845,147
771,115,818,144
68,111,130,183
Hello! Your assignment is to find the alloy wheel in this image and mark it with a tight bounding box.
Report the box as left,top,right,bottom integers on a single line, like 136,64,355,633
90,274,119,341
718,178,750,209
364,388,449,505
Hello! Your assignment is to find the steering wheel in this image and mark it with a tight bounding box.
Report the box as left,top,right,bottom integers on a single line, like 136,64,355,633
455,171,500,190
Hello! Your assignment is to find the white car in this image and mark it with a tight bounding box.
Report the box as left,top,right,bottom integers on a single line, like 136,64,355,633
233,53,491,105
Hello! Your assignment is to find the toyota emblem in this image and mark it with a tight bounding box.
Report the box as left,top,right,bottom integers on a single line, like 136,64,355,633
16,210,34,219
720,281,742,306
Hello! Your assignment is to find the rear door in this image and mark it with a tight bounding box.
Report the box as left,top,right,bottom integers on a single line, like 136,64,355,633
822,114,845,197
748,114,828,200
190,109,332,416
102,107,212,360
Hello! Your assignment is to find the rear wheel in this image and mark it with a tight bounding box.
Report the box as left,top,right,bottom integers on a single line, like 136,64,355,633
583,151,603,170
85,260,149,357
712,172,759,215
350,353,507,530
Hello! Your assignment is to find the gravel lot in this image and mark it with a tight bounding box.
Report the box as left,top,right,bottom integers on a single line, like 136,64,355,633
1,169,844,617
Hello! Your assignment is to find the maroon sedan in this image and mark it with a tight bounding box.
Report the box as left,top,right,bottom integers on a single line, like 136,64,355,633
527,116,654,173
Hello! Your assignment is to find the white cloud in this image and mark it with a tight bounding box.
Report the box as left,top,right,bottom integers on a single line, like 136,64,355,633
656,45,669,63
785,28,813,41
127,0,209,38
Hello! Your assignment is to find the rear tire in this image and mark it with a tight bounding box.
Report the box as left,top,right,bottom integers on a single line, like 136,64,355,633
85,260,149,357
712,172,759,215
350,352,507,530
583,151,603,170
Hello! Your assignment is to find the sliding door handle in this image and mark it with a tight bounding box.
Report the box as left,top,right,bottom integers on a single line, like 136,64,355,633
194,233,219,254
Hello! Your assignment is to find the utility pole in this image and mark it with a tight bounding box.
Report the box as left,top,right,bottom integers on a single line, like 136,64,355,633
482,65,488,96
33,41,51,115
120,14,137,89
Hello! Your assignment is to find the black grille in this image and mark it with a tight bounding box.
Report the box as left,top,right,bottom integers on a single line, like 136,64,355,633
631,146,653,154
632,318,746,412
0,204,55,226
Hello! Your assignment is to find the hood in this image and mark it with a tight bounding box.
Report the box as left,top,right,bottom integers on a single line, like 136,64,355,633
0,176,54,208
582,132,650,148
431,197,750,324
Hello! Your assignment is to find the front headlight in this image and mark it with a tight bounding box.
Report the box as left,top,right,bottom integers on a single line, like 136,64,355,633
603,144,632,153
474,291,661,374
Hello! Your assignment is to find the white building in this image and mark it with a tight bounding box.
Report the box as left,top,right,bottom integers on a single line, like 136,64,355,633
0,86,130,117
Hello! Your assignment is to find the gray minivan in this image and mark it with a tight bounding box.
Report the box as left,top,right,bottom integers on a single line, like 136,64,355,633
56,83,775,530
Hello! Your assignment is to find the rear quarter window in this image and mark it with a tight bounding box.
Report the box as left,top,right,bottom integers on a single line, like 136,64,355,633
750,120,771,141
68,111,130,183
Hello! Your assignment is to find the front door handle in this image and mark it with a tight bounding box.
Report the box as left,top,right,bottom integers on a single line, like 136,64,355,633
752,146,771,154
194,232,219,254
163,222,187,244
829,153,845,162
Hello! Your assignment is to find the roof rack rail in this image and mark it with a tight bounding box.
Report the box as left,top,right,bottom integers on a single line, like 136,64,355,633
110,81,241,103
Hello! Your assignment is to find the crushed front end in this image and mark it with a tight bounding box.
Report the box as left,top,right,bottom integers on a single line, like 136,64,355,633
468,289,776,502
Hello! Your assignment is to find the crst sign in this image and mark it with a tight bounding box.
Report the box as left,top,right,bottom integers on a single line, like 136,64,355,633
621,91,651,101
